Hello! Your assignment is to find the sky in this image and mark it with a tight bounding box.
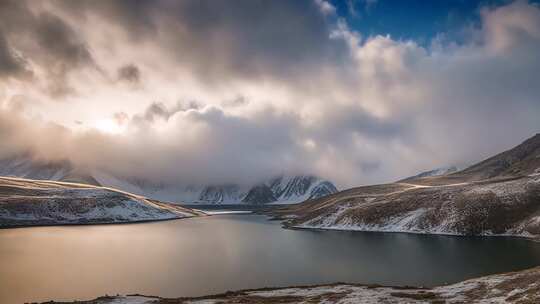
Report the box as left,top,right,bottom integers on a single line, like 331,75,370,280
0,0,540,188
334,0,531,44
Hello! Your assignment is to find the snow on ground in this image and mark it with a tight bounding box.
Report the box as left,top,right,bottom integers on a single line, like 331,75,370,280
73,267,540,303
290,176,540,239
107,296,156,304
0,177,201,227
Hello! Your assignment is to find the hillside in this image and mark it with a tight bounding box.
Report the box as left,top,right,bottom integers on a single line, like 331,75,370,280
271,134,540,238
0,155,337,204
0,177,203,228
40,266,540,303
399,166,458,182
0,155,100,185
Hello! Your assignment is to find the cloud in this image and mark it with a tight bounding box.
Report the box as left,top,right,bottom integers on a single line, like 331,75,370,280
65,0,348,88
113,112,129,126
117,64,140,85
315,0,337,16
34,13,94,68
0,0,102,98
347,0,377,16
0,31,32,80
0,0,539,188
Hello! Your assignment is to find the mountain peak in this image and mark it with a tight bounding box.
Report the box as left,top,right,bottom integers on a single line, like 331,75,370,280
0,155,338,204
242,184,276,204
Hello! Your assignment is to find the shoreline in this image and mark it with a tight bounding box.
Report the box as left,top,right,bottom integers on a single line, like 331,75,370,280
4,211,539,244
0,214,202,230
285,223,540,242
36,266,540,303
8,213,540,303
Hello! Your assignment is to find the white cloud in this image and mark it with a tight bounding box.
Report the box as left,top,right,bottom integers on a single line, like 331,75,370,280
0,0,539,188
315,0,336,16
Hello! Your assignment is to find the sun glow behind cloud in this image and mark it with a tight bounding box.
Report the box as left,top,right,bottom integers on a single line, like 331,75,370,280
0,0,539,187
94,119,125,135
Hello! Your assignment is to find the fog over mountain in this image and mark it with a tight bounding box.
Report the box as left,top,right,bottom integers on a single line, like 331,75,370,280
1,0,540,188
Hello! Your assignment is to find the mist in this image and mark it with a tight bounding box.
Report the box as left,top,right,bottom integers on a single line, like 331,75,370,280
1,0,540,188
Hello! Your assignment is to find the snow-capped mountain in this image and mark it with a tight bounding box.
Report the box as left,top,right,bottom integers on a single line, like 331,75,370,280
242,184,276,204
90,172,337,204
198,184,246,203
0,154,338,205
266,175,338,204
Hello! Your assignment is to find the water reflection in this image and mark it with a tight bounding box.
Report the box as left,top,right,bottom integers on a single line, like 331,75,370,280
1,214,540,303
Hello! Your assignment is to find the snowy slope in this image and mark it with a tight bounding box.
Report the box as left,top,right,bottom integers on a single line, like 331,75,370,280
0,177,203,228
198,184,248,203
291,175,540,238
266,175,338,204
274,134,540,238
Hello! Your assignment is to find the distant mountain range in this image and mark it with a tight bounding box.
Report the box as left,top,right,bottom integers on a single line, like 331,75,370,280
0,155,337,205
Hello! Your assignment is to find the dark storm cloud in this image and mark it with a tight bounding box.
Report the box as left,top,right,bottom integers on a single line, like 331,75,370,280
0,0,102,98
33,12,100,97
54,0,159,39
35,13,94,68
0,1,95,68
0,31,31,79
0,0,33,31
52,0,349,83
117,64,141,84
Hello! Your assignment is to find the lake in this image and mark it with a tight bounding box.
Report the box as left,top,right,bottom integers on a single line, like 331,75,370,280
2,214,540,303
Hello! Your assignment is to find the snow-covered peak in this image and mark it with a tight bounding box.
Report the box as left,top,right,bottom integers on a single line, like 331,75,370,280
267,175,337,203
0,154,338,205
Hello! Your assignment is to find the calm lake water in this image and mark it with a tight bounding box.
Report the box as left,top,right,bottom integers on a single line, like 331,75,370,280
2,214,540,303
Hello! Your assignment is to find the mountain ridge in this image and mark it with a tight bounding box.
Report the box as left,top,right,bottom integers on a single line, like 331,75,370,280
0,154,338,205
399,166,459,182
272,133,540,238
